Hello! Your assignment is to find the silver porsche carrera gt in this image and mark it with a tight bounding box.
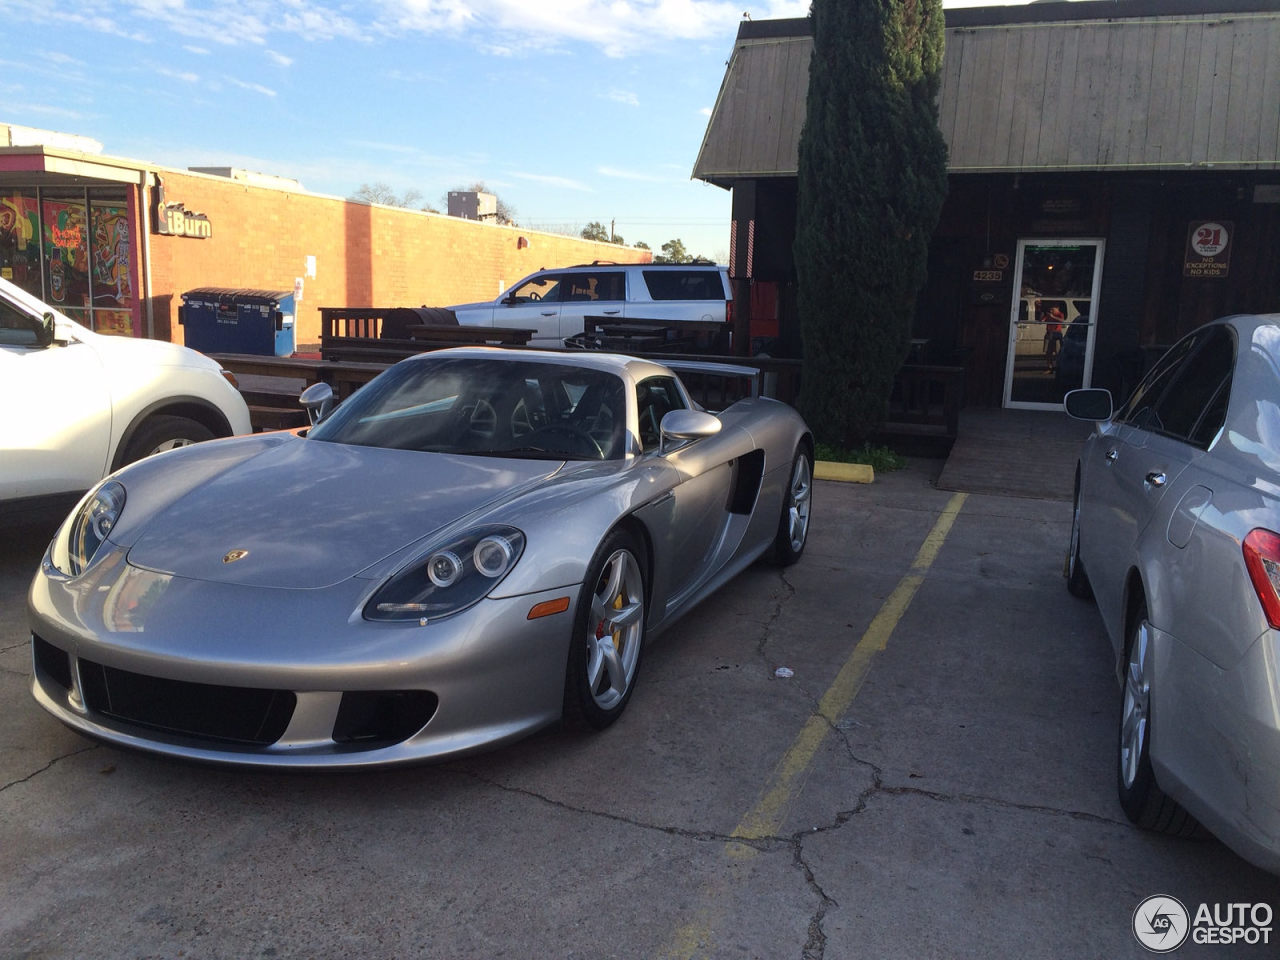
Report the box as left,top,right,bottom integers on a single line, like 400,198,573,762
28,348,813,767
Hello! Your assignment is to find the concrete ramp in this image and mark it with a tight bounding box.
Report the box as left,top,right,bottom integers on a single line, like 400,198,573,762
936,408,1093,501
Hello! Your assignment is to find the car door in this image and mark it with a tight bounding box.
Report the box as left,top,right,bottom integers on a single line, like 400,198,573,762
557,270,626,342
632,376,740,612
1081,327,1229,631
0,298,111,500
492,273,563,345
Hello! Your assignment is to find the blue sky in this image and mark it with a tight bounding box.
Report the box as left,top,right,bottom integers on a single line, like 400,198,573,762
3,0,1036,260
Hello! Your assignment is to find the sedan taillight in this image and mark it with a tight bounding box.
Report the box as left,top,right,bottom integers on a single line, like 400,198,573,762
1243,528,1280,629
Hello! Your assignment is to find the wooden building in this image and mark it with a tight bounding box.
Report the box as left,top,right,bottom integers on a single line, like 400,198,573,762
694,0,1280,410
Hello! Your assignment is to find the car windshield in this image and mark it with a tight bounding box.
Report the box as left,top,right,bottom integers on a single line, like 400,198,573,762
308,356,626,461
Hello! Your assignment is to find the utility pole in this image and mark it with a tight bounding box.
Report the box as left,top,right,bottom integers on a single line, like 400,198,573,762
610,219,615,242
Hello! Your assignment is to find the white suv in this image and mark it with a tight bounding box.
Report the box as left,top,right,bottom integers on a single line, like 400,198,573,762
0,277,251,506
446,262,732,346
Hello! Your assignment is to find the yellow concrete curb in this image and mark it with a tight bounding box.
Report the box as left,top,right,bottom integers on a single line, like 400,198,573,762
814,460,875,484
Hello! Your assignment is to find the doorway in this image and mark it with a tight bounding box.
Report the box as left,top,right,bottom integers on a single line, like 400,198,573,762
1003,238,1105,410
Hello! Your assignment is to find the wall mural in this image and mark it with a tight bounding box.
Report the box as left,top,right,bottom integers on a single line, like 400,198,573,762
0,194,41,293
91,204,135,335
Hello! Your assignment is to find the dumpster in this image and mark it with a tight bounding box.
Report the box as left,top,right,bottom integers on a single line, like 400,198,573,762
179,288,296,357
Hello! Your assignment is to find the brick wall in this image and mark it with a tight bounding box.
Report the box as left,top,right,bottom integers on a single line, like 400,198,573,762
146,170,652,347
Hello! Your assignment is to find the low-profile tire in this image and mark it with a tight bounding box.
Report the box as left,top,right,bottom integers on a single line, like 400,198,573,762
769,445,813,566
1066,470,1093,599
120,415,215,466
1117,604,1199,837
563,529,647,731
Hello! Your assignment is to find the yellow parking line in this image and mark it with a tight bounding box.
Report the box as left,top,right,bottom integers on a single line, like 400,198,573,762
665,491,967,958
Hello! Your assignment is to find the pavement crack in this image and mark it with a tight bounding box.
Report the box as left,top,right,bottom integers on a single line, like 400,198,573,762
1,743,99,792
878,783,1129,826
791,836,835,960
446,767,792,850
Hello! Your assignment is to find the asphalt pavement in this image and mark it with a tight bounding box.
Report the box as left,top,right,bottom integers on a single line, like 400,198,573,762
3,460,1278,959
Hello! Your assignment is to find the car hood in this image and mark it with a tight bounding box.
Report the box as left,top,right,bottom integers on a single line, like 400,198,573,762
444,299,497,312
125,438,561,589
86,328,223,372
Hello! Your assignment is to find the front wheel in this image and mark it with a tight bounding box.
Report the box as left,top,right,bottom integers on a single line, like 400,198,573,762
120,415,215,466
1117,605,1198,836
563,529,647,730
769,446,813,565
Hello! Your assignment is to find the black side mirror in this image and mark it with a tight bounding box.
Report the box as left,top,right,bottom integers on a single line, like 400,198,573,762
1064,387,1113,422
34,311,56,348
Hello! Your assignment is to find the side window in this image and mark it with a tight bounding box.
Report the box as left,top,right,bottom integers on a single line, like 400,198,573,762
641,270,724,301
562,272,623,303
0,298,40,346
509,275,562,303
635,376,687,451
1114,331,1205,431
1152,325,1235,446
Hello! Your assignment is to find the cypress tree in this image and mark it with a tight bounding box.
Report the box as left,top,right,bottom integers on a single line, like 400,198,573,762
793,0,949,446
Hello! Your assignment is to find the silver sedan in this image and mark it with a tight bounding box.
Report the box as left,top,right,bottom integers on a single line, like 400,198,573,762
1066,313,1280,874
28,349,812,768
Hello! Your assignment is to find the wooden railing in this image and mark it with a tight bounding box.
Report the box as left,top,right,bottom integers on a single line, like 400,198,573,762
218,323,963,444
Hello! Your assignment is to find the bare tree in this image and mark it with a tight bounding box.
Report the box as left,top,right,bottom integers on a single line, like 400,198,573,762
349,182,433,210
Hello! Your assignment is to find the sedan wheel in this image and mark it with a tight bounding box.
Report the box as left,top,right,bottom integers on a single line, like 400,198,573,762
564,529,646,730
770,446,813,565
1116,604,1198,836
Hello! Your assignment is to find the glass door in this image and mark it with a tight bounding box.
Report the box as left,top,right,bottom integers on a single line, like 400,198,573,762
1003,238,1105,410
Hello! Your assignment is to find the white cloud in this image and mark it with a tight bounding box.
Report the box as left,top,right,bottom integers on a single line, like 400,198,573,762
6,0,807,60
512,171,594,192
227,76,277,97
42,51,86,66
183,45,210,55
699,106,712,116
377,0,812,58
604,89,640,108
14,103,90,121
157,66,200,83
598,166,670,183
266,49,293,66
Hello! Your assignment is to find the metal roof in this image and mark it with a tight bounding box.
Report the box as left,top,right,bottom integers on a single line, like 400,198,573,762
692,0,1280,186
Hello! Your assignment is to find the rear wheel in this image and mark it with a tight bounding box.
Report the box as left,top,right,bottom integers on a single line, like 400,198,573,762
563,529,647,730
120,415,215,465
770,446,813,565
1117,603,1199,836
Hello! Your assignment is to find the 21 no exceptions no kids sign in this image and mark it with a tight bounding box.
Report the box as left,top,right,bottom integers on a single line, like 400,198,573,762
1184,220,1233,278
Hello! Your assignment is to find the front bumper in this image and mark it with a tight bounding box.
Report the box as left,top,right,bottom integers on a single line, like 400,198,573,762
28,549,579,768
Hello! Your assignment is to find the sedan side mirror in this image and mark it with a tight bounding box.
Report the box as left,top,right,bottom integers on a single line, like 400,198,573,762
300,382,335,425
659,409,721,454
1064,387,1113,422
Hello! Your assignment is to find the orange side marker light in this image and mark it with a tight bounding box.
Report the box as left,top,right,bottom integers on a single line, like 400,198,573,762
527,597,571,620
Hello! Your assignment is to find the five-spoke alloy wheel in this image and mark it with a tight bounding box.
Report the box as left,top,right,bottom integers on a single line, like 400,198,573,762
771,445,813,565
564,529,647,729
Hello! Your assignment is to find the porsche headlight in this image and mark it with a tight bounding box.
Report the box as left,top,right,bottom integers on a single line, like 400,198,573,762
50,480,127,576
366,526,526,622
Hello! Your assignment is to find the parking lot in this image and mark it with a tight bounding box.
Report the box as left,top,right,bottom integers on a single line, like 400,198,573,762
4,460,1279,959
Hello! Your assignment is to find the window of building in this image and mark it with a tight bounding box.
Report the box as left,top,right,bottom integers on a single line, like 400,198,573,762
0,186,135,335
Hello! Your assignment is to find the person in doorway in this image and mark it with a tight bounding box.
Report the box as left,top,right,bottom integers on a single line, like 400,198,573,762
1043,304,1066,373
